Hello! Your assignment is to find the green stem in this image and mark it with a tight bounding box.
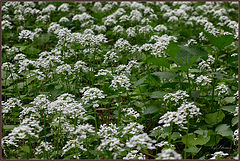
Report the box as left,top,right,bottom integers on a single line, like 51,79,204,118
94,107,98,132
168,121,173,144
184,116,190,159
117,94,121,126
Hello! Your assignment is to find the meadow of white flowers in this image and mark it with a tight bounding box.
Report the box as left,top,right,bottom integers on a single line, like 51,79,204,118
1,1,239,159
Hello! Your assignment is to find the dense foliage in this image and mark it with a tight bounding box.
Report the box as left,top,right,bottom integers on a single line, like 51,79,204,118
1,1,239,159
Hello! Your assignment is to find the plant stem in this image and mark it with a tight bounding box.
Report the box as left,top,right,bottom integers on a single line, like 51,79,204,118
117,94,121,126
184,116,190,159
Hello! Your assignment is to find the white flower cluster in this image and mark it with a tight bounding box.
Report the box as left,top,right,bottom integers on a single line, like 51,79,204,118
35,141,54,155
48,94,87,119
234,129,238,141
95,69,112,77
196,75,212,86
116,60,139,75
122,108,140,119
97,123,125,158
156,149,182,160
159,102,201,129
163,90,189,105
123,150,146,160
72,13,93,22
2,98,22,117
56,64,72,76
148,34,177,57
155,141,175,148
18,29,39,41
198,55,215,71
126,133,156,150
103,50,119,64
73,60,89,73
62,136,87,158
58,3,69,12
215,83,230,96
110,74,131,91
80,87,106,107
210,151,228,159
121,122,144,136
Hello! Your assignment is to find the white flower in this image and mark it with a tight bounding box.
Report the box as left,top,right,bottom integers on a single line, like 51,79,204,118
18,30,38,41
215,83,230,96
154,24,167,32
110,74,131,91
163,90,189,105
80,87,106,106
59,17,69,23
210,151,228,159
72,13,92,22
233,129,239,141
58,3,69,12
56,64,72,75
95,69,112,77
156,149,182,159
35,141,54,155
196,75,212,86
123,150,145,160
2,98,22,116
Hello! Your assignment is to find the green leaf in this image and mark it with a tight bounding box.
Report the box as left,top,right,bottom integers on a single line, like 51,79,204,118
166,42,180,58
21,145,30,153
222,97,235,105
185,146,201,154
182,133,196,146
150,91,167,98
146,57,170,68
205,110,225,125
194,129,208,138
176,45,208,65
222,105,237,113
204,32,235,50
149,127,163,137
23,45,41,56
195,135,210,145
133,75,148,87
232,117,238,126
151,72,177,79
3,125,16,131
171,132,182,140
143,104,160,115
205,130,222,146
215,124,233,136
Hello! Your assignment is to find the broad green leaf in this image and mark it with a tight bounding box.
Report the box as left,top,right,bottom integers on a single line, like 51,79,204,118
205,130,222,146
222,105,237,113
195,135,210,145
171,132,182,140
194,129,208,138
150,91,167,98
166,42,180,58
232,117,238,126
204,32,235,50
143,104,160,115
133,75,148,87
146,57,170,68
185,146,201,154
222,97,235,105
205,110,225,125
21,145,30,153
215,124,233,136
176,45,208,65
182,133,196,146
151,72,177,79
3,125,16,131
149,127,163,137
